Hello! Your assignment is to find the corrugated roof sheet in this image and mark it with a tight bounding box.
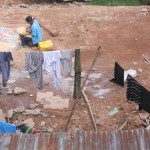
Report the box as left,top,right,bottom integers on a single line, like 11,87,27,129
0,128,150,150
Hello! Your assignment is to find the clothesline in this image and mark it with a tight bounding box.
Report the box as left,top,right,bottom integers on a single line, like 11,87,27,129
127,75,150,113
25,50,72,89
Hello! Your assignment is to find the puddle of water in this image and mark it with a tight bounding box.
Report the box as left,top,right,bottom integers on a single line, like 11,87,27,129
94,88,111,99
88,73,102,80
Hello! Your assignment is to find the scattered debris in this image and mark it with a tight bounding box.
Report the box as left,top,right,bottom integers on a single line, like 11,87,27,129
51,115,56,118
118,120,128,130
36,92,69,109
29,94,33,97
108,107,119,116
77,24,87,34
124,69,137,81
18,4,30,8
138,69,143,73
7,80,16,84
70,71,75,77
107,106,110,110
96,119,104,126
146,125,150,129
81,72,86,78
14,87,26,95
28,104,39,109
132,116,142,126
139,8,148,15
52,123,58,129
23,118,35,127
40,121,45,126
23,109,41,115
143,54,150,64
133,62,138,65
13,106,25,113
88,73,102,80
13,120,23,126
8,109,14,118
48,127,53,132
7,89,14,95
40,112,49,118
138,112,149,120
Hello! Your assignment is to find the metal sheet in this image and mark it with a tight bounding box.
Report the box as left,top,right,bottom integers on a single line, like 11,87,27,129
0,129,150,150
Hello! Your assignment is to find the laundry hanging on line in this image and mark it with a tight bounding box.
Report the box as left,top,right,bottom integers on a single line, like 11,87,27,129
126,75,142,104
110,62,137,87
25,52,44,89
61,50,72,76
110,62,124,87
25,50,72,89
0,52,13,87
43,51,62,88
126,75,150,113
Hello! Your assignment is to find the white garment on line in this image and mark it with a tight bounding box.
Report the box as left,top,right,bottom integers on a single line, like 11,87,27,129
43,51,62,88
61,50,72,76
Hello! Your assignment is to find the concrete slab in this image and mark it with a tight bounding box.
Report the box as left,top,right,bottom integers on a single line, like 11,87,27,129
36,92,69,110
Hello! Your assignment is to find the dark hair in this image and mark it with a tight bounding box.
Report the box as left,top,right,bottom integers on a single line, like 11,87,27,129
26,16,33,23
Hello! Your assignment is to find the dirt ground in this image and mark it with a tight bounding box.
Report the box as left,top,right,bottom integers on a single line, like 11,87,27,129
0,3,150,132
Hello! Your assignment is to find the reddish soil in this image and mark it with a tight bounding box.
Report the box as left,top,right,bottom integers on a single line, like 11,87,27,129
0,4,150,132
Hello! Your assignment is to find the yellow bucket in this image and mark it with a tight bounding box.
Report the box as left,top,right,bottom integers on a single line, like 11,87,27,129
38,40,53,51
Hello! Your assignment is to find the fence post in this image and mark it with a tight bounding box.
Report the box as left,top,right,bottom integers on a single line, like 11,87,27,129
73,49,81,99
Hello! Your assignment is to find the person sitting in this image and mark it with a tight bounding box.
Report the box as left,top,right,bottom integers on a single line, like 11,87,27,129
21,16,42,47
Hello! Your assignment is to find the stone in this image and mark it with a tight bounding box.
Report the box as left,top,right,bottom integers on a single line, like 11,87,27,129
132,116,142,126
48,127,53,132
51,31,59,37
14,87,26,95
23,118,35,127
0,109,6,122
139,112,149,120
52,123,58,128
142,121,148,126
140,8,148,12
81,72,86,78
70,71,75,77
146,125,150,129
51,115,55,118
96,119,104,126
13,120,23,126
8,109,14,118
40,112,49,118
107,106,110,110
146,119,150,125
23,109,41,115
40,121,45,126
133,62,138,65
29,104,39,109
89,73,102,80
13,106,25,113
138,69,143,73
18,4,30,8
77,25,87,34
7,90,13,95
7,80,16,84
36,92,69,110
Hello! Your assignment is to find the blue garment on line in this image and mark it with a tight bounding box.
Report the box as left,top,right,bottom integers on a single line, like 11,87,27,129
30,19,42,44
0,122,16,133
0,52,13,87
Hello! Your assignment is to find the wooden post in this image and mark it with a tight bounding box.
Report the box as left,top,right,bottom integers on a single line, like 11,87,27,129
65,46,101,132
73,49,81,99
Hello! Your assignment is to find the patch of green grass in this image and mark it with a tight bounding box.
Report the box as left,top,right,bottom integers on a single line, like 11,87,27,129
89,0,142,6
